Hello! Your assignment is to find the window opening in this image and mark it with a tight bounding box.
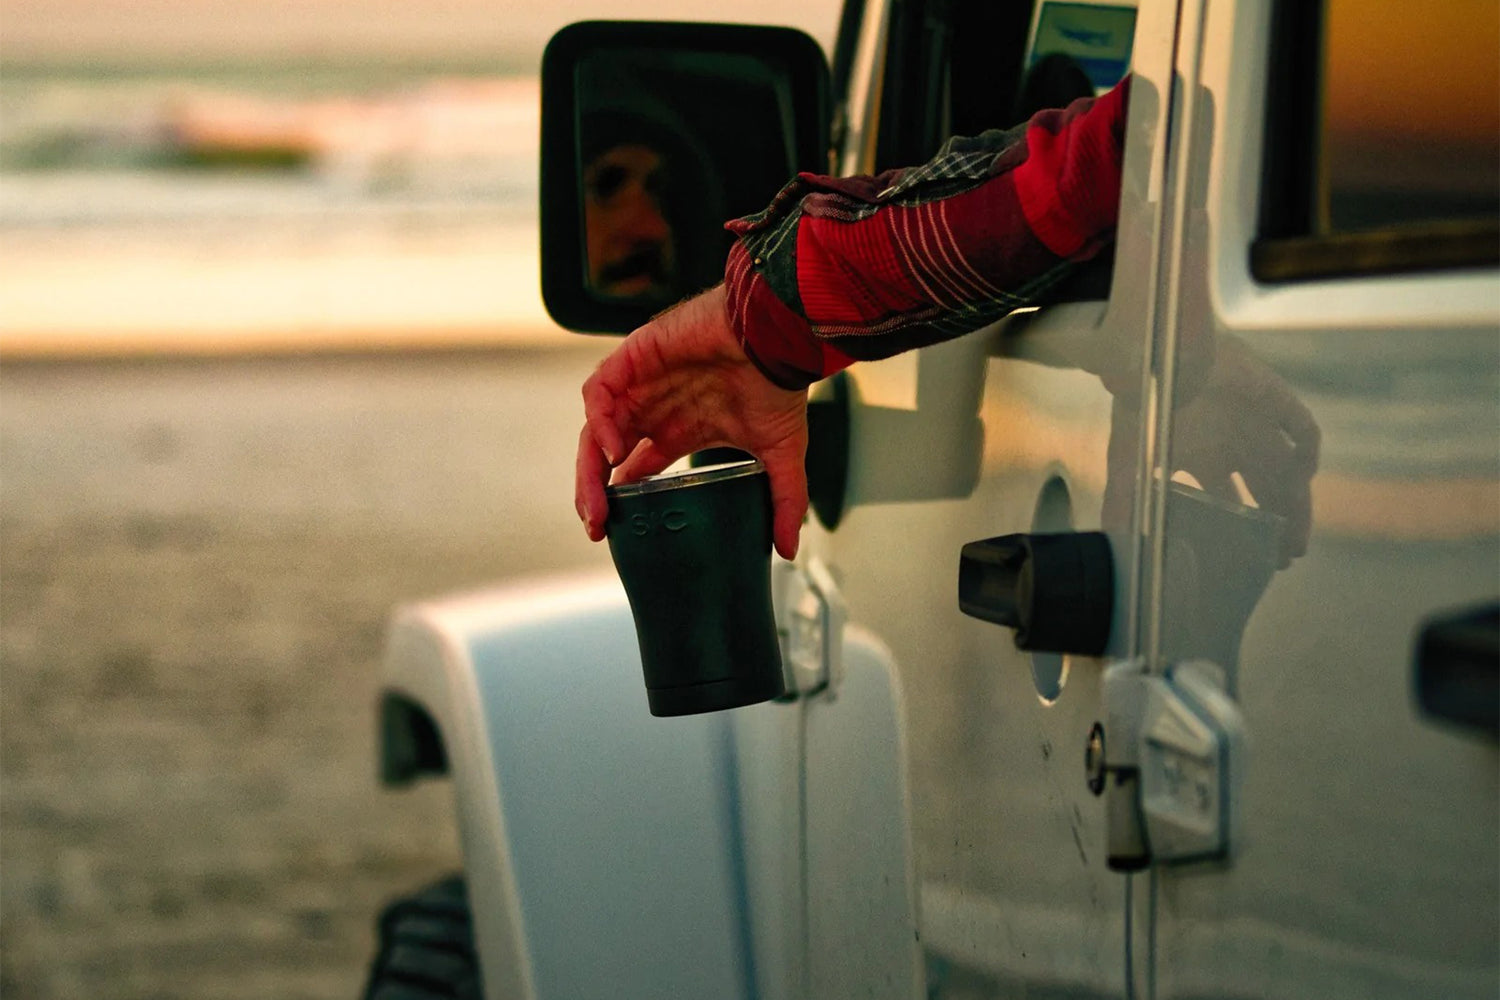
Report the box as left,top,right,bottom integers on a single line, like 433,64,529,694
1254,0,1500,281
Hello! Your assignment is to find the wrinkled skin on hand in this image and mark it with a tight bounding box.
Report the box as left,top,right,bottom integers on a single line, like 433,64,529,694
576,284,810,559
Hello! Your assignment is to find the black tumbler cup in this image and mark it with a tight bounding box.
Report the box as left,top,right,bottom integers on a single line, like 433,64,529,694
605,460,786,716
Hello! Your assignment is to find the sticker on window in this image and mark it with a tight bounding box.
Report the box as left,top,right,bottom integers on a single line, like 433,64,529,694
1028,2,1137,90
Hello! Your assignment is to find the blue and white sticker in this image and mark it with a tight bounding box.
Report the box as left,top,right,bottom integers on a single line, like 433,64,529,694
1029,2,1138,90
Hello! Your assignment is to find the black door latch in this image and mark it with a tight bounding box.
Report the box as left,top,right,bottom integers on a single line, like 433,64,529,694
958,532,1114,656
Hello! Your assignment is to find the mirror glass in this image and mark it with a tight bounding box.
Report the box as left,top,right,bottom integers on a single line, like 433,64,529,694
576,49,799,307
541,24,829,333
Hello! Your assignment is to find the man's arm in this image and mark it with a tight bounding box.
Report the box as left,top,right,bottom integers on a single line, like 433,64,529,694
726,77,1129,389
577,78,1130,554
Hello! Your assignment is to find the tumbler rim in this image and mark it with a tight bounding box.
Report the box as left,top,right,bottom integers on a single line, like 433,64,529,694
606,459,765,498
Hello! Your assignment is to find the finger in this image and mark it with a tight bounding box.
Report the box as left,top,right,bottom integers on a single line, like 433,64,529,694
574,424,611,542
612,439,679,484
612,414,714,479
580,375,630,467
761,442,809,561
581,353,659,470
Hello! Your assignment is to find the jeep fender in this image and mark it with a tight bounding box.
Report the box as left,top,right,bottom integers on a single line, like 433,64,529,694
378,570,920,1000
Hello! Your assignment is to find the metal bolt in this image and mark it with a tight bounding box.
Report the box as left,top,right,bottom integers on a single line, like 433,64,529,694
1085,721,1107,796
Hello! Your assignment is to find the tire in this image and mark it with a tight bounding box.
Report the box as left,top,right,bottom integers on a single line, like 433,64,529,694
362,876,482,1000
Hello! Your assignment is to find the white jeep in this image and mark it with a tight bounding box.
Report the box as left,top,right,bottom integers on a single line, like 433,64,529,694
364,1,1499,997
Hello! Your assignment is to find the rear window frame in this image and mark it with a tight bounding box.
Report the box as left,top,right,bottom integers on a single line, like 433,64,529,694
1252,0,1500,283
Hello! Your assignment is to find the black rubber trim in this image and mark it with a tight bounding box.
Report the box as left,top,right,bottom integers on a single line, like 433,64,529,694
1256,0,1323,241
380,693,449,786
1251,220,1500,283
363,876,480,1000
806,371,850,531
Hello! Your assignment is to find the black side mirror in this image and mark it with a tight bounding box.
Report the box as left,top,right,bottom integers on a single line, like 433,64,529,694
540,21,830,334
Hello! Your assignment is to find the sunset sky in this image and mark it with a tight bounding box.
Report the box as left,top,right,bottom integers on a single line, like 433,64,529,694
1325,0,1499,150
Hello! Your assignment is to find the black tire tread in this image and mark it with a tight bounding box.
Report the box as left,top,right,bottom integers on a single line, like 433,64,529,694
363,876,481,1000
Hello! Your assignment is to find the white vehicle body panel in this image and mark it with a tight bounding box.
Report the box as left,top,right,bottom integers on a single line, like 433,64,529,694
379,0,1498,996
382,574,917,999
1140,1,1500,997
383,577,751,1000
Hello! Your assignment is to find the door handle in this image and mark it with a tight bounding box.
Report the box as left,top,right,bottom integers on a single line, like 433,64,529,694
1415,602,1499,735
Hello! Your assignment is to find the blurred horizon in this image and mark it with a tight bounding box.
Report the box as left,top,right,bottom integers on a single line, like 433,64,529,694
1,6,845,998
0,0,842,356
3,0,839,67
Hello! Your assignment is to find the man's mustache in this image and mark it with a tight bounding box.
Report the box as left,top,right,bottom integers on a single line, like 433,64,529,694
598,245,673,287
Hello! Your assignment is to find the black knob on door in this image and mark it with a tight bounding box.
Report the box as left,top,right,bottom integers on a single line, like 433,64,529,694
958,532,1114,655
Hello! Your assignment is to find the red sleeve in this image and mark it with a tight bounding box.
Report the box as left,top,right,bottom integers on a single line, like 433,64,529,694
724,75,1130,390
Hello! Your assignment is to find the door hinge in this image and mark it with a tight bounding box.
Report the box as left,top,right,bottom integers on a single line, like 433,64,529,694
1096,659,1246,870
774,557,847,698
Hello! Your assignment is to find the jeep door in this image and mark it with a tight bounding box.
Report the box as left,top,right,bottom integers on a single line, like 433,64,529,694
1136,1,1499,997
803,0,1171,995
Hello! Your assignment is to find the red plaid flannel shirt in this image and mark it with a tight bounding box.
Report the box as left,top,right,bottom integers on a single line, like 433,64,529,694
724,76,1130,390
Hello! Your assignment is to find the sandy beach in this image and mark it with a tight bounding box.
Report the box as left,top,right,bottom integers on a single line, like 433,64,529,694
0,345,617,998
0,4,840,993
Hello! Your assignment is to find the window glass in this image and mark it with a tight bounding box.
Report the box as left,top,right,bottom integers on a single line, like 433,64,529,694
1025,1,1137,92
1321,0,1499,233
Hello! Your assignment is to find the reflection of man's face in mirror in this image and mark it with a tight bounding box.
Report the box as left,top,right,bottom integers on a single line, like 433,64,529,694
584,143,677,300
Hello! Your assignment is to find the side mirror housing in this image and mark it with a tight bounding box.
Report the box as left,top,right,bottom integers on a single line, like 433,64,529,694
540,21,830,334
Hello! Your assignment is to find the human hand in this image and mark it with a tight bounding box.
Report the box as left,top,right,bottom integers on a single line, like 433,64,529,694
575,284,811,559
